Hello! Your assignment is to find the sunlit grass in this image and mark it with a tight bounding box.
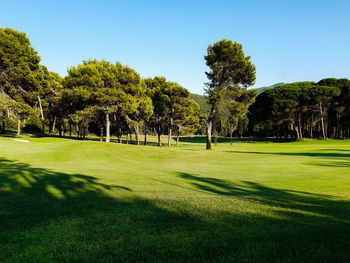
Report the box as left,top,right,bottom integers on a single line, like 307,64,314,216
0,135,349,262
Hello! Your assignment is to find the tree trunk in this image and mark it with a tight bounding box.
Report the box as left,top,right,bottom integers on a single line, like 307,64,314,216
298,115,302,139
336,113,340,138
38,96,45,135
134,125,140,145
293,123,299,140
157,132,162,146
52,116,56,134
168,127,172,147
206,108,215,150
310,126,313,138
230,132,233,145
176,131,180,146
126,133,129,144
144,124,147,146
100,127,103,142
106,113,110,142
17,119,21,136
319,102,326,139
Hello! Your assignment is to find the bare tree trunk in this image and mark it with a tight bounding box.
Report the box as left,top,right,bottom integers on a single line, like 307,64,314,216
100,127,103,142
176,130,180,146
319,102,326,139
119,128,122,143
38,96,45,135
293,123,299,139
336,113,340,138
168,128,172,147
144,124,147,146
298,115,302,139
126,133,129,144
106,113,110,142
230,132,233,145
17,119,21,136
206,108,215,150
134,125,140,145
157,132,162,146
52,116,56,134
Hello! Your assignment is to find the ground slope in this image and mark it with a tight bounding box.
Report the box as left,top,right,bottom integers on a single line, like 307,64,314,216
0,136,349,262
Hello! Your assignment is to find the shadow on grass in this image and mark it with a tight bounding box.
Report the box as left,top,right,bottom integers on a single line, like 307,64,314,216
19,133,165,147
178,136,295,144
0,130,18,137
226,149,350,168
0,158,349,262
176,172,349,220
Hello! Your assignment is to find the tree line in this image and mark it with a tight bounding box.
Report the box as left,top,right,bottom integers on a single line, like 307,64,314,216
248,80,350,139
1,27,349,148
0,28,202,147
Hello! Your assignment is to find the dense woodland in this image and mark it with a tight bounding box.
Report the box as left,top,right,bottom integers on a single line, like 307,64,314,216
1,27,350,148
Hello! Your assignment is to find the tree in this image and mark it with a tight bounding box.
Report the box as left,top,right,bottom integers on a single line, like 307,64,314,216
317,78,350,138
65,60,147,142
163,82,194,147
309,85,341,138
204,39,256,149
248,82,342,139
174,98,200,146
144,77,168,146
225,88,257,143
0,28,42,135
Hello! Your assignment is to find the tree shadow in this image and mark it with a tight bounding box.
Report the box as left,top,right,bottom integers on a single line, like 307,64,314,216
1,159,350,262
175,171,350,231
178,136,296,144
226,149,350,168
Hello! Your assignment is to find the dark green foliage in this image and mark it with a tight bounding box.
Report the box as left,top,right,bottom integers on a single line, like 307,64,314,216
204,39,257,149
145,77,199,146
65,60,153,142
0,28,43,134
249,81,346,139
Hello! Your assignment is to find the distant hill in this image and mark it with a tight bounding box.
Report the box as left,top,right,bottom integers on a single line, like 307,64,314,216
190,93,211,116
257,83,285,94
191,83,285,115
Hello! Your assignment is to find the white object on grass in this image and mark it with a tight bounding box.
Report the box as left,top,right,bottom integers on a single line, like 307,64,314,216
12,139,30,143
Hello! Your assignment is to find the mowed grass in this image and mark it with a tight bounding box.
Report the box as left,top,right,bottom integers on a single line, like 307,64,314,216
0,135,349,263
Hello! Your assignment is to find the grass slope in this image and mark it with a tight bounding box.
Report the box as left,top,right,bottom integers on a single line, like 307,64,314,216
0,136,350,262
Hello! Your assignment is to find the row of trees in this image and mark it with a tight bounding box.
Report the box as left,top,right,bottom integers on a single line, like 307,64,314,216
0,28,201,146
0,28,258,149
248,79,350,139
3,27,347,148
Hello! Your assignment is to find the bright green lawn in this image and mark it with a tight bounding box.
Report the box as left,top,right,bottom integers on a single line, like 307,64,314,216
0,135,349,262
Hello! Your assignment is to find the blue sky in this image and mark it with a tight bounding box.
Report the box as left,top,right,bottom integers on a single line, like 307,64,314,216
1,0,349,94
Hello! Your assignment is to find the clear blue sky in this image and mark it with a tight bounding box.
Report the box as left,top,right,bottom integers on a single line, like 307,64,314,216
1,0,349,94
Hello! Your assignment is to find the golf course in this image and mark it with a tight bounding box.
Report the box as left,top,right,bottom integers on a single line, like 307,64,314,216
1,135,349,262
1,2,350,261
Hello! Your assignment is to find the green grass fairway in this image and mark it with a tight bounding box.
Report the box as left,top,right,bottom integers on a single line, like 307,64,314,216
0,136,349,262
